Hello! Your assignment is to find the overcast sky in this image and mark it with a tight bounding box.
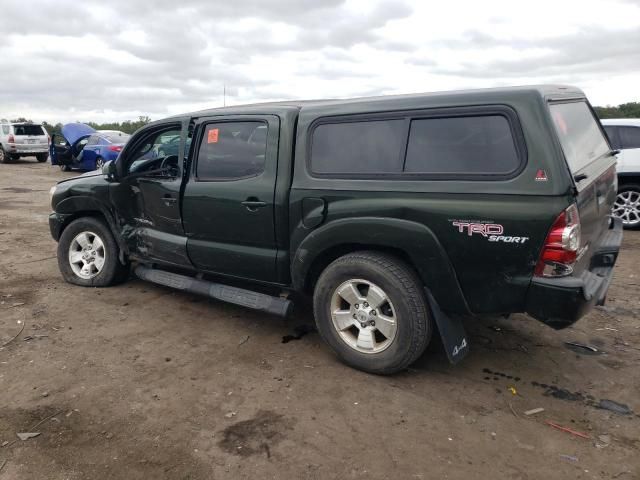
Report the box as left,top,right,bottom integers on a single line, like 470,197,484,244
1,0,639,123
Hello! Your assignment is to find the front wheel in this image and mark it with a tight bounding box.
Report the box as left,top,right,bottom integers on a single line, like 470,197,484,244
59,164,71,172
612,184,640,229
57,217,129,287
95,156,105,170
313,251,432,374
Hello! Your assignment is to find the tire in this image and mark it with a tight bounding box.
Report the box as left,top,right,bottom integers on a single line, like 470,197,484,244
0,146,7,164
57,217,129,287
36,153,47,162
313,251,432,374
59,164,71,172
95,156,105,170
613,184,640,230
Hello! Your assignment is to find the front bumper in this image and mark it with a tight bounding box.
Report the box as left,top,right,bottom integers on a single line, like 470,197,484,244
525,217,623,329
49,212,73,241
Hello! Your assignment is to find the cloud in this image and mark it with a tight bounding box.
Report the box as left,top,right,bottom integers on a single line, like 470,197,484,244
0,0,639,123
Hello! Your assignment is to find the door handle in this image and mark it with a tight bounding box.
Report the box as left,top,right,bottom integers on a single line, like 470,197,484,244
163,194,177,206
241,198,267,211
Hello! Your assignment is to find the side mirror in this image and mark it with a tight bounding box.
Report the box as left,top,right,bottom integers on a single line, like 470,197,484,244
102,160,118,181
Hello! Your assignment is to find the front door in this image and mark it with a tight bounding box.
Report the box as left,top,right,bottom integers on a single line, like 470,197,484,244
111,122,191,267
182,115,280,282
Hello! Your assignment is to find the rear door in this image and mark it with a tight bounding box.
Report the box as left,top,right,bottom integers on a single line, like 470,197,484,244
182,115,280,282
549,101,617,259
81,134,99,168
617,126,640,172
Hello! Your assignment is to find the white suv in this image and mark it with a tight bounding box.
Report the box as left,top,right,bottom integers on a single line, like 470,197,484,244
0,119,50,163
602,118,640,229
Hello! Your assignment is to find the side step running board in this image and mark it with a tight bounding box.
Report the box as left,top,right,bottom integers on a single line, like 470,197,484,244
135,266,292,317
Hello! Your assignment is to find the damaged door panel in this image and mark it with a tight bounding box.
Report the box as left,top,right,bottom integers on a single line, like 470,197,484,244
110,121,191,267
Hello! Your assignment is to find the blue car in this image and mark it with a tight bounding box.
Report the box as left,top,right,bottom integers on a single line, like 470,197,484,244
50,123,130,171
82,131,130,170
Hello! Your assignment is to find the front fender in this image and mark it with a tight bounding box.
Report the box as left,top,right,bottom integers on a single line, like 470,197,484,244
51,196,124,252
291,217,470,314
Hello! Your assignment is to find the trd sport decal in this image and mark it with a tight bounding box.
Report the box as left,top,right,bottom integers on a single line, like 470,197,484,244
450,220,529,244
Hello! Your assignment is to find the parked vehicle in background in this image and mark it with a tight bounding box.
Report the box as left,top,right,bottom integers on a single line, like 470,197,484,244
50,123,128,171
82,132,130,170
50,123,95,171
601,119,640,229
0,119,49,163
97,130,128,137
49,85,622,374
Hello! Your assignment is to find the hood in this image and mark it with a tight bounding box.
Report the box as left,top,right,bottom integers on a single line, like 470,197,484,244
61,123,96,145
57,169,103,185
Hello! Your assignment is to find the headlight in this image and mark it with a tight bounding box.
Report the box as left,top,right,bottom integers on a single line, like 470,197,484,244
49,185,58,200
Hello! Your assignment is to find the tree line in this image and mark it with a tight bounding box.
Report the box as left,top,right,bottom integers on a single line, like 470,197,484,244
593,102,640,119
7,102,640,138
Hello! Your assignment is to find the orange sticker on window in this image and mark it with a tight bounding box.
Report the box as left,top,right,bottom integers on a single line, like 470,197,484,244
207,128,219,143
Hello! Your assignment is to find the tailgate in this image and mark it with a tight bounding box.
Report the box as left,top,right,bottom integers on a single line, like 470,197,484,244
549,101,618,272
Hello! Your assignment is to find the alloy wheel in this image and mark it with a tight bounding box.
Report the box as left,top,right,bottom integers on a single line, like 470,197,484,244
68,231,106,279
330,278,398,354
613,190,640,227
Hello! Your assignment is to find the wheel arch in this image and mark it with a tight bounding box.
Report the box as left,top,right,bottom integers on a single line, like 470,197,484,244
291,217,471,315
53,196,127,257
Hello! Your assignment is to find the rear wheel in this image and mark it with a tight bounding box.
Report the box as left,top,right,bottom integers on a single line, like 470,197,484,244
57,217,129,287
613,184,640,229
0,147,16,163
36,153,48,162
313,251,432,374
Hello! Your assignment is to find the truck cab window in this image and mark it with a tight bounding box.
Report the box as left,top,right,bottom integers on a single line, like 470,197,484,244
196,122,267,181
127,128,182,176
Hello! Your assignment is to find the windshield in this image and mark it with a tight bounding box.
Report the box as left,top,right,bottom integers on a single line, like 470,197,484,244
13,124,45,136
549,102,609,173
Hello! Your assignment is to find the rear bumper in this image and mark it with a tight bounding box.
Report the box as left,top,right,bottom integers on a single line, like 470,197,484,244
7,143,48,154
525,217,623,329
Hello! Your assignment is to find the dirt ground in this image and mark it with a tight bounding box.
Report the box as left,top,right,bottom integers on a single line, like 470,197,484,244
0,158,638,480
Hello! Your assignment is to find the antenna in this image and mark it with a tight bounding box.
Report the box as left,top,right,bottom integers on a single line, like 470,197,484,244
223,84,226,107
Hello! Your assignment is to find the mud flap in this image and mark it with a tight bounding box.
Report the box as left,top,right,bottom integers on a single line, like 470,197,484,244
425,289,469,364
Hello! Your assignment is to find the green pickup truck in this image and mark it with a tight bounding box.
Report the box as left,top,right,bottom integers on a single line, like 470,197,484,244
49,85,622,374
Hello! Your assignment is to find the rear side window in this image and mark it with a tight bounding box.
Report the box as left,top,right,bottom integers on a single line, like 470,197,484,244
1,124,9,135
549,102,609,172
310,112,522,178
311,119,405,174
13,125,45,136
618,126,640,149
197,122,267,180
405,115,519,175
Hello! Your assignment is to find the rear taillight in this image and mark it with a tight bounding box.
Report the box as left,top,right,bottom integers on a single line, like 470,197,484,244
108,145,122,152
534,204,581,277
8,134,14,143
